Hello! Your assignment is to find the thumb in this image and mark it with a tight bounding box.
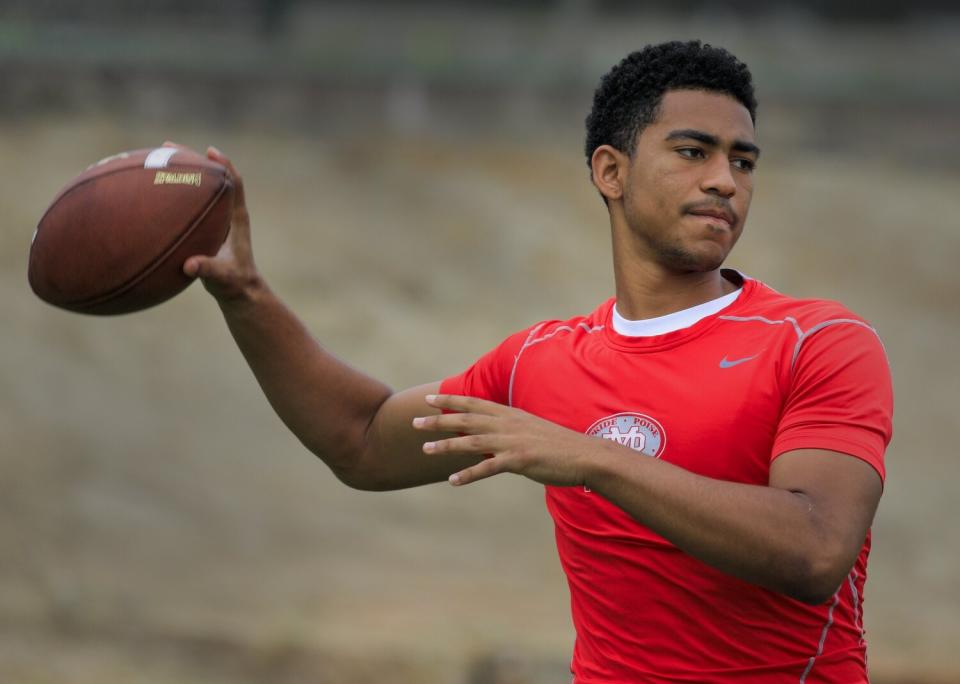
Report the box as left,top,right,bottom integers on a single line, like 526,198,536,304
183,255,219,279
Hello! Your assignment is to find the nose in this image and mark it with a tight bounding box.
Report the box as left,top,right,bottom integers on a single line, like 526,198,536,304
700,156,737,198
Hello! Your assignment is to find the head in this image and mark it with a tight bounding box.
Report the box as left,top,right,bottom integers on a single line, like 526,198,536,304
585,41,759,273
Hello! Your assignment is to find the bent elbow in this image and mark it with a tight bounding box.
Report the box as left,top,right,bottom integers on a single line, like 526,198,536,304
323,451,399,491
330,466,370,490
783,549,852,606
302,428,386,491
325,458,384,491
333,467,393,492
789,579,843,606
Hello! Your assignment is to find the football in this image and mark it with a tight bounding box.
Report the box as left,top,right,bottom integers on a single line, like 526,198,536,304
28,146,234,315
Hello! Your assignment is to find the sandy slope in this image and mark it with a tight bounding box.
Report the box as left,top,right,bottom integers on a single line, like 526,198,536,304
2,117,957,682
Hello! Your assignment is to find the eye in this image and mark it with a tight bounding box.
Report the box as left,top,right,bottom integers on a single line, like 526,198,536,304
732,157,757,172
677,147,705,160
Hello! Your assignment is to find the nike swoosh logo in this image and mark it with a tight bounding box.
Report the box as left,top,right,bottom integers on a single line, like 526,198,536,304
719,354,760,369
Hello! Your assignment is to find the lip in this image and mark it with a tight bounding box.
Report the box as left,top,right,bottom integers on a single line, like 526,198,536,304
687,209,733,226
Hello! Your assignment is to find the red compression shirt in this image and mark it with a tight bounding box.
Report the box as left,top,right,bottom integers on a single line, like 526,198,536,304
439,272,894,683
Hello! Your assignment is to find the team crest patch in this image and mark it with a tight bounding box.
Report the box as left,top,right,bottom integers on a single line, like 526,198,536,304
586,412,666,458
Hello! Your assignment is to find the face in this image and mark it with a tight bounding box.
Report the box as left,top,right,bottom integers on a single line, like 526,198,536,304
618,89,759,272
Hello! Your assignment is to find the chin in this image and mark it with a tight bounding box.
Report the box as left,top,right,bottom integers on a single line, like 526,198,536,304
659,244,729,273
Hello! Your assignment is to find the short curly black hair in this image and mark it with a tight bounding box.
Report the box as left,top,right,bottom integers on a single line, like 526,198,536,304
584,41,757,168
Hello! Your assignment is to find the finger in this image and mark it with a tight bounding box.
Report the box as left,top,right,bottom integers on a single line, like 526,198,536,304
205,146,241,184
182,255,230,281
411,412,495,434
162,142,246,208
205,146,246,203
183,256,203,278
424,394,508,416
449,458,506,486
206,145,231,168
422,433,499,456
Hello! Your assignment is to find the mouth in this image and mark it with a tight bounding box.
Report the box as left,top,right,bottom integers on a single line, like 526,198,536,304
687,208,734,228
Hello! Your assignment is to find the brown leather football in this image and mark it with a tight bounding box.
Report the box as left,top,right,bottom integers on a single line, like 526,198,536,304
29,146,234,315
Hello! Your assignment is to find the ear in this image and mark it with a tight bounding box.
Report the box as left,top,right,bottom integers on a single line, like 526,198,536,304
590,144,627,202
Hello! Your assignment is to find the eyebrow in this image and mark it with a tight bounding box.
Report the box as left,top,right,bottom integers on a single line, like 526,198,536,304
665,128,761,158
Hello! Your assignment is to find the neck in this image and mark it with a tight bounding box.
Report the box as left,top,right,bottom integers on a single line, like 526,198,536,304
610,222,738,321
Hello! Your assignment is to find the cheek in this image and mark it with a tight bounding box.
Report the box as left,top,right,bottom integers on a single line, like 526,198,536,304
735,181,754,214
627,167,684,216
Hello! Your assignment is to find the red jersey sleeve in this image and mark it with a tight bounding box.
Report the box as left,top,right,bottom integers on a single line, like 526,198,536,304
439,324,542,405
772,321,893,480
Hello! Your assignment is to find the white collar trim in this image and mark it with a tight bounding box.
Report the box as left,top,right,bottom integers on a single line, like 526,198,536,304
613,287,742,337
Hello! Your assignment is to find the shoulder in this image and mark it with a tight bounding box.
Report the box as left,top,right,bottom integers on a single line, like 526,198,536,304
465,299,612,367
719,276,888,383
519,300,610,348
501,300,612,367
739,276,882,343
750,281,892,398
440,300,612,405
747,279,895,472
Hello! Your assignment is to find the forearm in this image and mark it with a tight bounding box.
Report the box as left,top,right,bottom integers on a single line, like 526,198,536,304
585,444,852,603
218,279,392,482
417,395,880,603
181,148,468,489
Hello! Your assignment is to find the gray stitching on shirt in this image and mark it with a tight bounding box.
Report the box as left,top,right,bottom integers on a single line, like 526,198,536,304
508,323,545,408
508,322,603,407
799,589,841,683
847,569,865,646
719,314,804,339
719,314,881,371
791,319,882,369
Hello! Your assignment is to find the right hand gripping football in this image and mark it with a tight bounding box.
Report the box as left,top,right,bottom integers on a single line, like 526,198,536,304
178,143,261,304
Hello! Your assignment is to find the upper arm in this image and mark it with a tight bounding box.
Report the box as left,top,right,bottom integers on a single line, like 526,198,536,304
347,381,485,491
348,324,537,490
774,319,893,479
770,448,883,589
767,318,891,591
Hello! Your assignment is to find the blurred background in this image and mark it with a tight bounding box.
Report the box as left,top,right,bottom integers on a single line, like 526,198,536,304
2,1,959,682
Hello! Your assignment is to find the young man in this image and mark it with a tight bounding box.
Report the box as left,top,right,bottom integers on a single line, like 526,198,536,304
182,41,892,683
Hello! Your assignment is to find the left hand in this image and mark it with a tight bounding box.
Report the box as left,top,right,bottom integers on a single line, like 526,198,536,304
412,394,597,487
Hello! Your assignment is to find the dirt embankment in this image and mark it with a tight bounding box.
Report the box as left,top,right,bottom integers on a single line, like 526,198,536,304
2,113,958,682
